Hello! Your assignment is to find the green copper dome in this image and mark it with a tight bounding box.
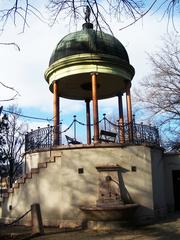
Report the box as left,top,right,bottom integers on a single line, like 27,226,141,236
45,23,135,100
49,23,129,66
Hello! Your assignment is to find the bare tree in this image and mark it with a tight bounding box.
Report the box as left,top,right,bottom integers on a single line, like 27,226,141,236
0,1,44,33
0,105,27,187
135,33,180,151
0,1,179,33
45,0,180,31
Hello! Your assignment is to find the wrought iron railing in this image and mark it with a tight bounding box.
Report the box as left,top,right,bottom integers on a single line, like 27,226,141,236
25,115,160,151
25,125,54,151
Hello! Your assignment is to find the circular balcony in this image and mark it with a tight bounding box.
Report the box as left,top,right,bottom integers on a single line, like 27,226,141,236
25,115,160,152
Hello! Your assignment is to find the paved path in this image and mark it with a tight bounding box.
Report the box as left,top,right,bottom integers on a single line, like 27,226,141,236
1,213,180,240
32,217,180,240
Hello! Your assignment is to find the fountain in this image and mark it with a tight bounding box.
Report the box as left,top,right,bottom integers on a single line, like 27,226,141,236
80,165,138,223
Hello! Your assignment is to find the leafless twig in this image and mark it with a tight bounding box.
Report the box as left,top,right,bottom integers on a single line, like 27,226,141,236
0,81,20,102
134,33,180,149
0,42,20,51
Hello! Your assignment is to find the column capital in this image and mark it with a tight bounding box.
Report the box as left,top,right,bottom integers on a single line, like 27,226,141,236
90,72,98,76
85,99,91,103
53,79,58,85
125,81,131,90
116,91,123,97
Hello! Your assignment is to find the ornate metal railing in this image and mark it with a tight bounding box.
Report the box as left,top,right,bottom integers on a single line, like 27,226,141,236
25,115,160,151
103,116,159,145
25,125,54,151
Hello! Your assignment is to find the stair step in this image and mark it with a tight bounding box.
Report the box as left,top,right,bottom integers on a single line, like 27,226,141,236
48,157,56,163
38,162,47,168
25,173,32,179
31,168,39,174
17,178,25,184
1,155,60,199
13,183,19,189
7,188,14,193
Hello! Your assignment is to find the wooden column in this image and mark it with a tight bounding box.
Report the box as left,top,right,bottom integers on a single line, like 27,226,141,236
126,82,133,142
91,73,99,143
118,93,125,144
85,99,91,145
53,81,59,145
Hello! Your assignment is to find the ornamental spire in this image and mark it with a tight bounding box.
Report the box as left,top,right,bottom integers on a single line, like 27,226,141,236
84,5,91,23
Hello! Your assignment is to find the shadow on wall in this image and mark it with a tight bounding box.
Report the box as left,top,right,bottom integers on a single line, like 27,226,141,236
117,168,133,204
1,145,167,227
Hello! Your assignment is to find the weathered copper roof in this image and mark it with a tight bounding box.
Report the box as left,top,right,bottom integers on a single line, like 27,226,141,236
49,24,129,66
45,23,135,100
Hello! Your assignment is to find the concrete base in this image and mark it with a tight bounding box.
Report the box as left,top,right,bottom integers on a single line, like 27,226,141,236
87,220,132,230
1,145,168,226
80,204,138,221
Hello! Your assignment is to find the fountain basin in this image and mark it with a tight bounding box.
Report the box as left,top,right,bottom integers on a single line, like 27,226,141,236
80,204,138,221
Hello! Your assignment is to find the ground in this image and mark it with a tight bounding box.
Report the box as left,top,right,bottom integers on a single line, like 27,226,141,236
1,213,180,240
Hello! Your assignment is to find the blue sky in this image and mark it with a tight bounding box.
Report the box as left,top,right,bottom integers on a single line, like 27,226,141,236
0,2,180,141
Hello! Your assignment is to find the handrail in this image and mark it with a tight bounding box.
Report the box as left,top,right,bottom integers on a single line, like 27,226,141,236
25,115,160,151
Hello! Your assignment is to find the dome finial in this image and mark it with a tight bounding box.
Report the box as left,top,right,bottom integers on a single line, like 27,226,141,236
84,5,91,23
82,5,93,29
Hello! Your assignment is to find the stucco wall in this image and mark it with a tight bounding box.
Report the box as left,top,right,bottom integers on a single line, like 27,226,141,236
164,152,180,211
1,145,162,226
151,148,167,217
25,150,52,173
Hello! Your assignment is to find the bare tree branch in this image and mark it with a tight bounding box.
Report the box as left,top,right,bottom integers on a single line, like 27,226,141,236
0,42,20,51
0,1,46,33
0,1,179,33
134,33,180,150
0,81,20,102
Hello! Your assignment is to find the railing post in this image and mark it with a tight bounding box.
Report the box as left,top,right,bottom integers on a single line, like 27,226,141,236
25,133,28,151
47,124,50,147
140,122,144,143
132,114,136,143
117,93,125,144
85,99,91,145
117,120,120,143
103,113,106,131
30,129,34,150
37,127,40,148
73,115,77,140
50,125,53,147
149,124,152,142
60,122,62,145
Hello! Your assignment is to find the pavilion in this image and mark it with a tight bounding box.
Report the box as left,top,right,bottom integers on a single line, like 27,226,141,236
0,18,179,229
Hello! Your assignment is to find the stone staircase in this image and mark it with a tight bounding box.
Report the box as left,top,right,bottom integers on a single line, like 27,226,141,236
2,156,57,200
